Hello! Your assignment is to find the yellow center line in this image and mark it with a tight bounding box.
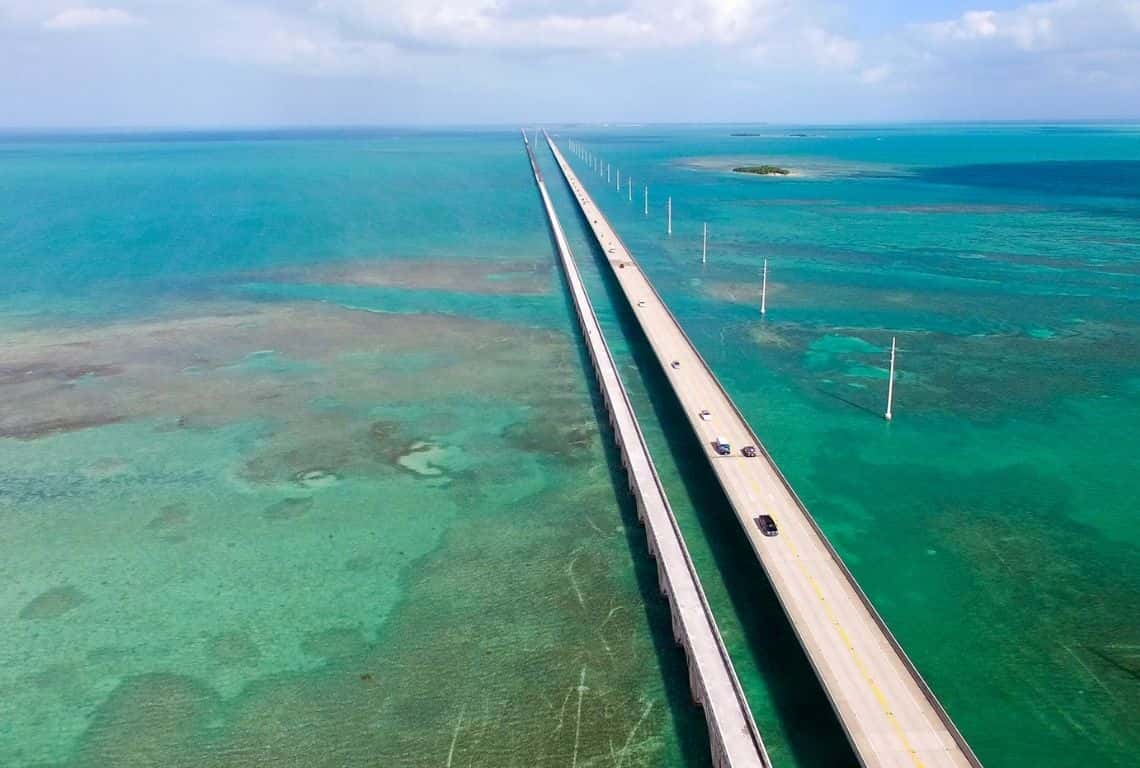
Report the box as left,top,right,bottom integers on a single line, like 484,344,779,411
735,466,927,768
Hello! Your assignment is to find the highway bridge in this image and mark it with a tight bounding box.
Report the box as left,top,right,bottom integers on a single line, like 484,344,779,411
543,131,981,768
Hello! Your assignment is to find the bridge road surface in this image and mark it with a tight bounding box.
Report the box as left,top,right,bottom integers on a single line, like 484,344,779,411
544,133,981,768
523,130,771,768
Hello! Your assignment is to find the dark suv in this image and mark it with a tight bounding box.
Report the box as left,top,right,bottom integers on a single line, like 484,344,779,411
754,515,778,537
741,445,758,458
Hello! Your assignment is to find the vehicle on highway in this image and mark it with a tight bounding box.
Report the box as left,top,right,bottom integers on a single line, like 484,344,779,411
699,409,711,421
742,445,758,458
637,300,646,307
713,436,731,455
670,360,680,369
754,515,779,536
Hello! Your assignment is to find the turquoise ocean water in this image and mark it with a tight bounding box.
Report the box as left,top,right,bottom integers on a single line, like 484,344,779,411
1,125,1138,767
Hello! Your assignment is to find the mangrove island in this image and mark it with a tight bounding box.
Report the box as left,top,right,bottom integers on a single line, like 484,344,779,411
733,165,791,176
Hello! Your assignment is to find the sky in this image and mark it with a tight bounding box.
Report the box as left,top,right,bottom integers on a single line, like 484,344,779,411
1,0,1139,127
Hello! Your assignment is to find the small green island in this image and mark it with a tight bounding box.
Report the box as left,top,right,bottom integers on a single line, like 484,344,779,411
733,165,791,176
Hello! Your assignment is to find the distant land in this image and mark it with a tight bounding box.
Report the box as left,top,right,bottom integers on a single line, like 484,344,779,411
733,165,791,176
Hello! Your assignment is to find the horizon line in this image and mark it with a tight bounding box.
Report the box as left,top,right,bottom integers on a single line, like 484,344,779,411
3,118,1140,135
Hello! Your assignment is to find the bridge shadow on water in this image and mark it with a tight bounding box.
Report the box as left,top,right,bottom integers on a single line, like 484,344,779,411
535,187,713,767
567,222,859,766
576,340,719,768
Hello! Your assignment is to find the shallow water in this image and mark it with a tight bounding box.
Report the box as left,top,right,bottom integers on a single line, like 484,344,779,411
1,124,1138,767
0,132,706,767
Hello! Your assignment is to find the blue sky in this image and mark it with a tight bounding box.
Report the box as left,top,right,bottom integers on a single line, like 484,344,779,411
1,0,1138,127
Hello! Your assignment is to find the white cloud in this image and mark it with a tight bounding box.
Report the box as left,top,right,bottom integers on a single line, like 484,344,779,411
914,0,1140,53
803,26,860,68
859,63,890,84
867,0,1140,106
7,0,864,76
313,0,800,52
4,0,1139,122
927,10,1000,41
186,4,402,76
921,7,1056,50
43,7,141,30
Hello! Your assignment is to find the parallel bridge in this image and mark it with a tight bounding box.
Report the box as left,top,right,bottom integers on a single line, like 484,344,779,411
523,130,771,768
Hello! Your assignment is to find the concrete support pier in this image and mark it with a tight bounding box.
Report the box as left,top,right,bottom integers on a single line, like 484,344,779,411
522,131,771,768
545,132,982,768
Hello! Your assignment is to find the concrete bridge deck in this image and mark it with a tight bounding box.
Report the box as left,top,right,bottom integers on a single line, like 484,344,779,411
544,132,981,768
523,130,771,768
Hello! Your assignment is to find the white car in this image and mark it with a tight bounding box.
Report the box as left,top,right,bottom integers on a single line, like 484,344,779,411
699,410,711,421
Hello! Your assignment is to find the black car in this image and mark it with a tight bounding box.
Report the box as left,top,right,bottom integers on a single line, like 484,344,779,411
741,445,758,458
754,514,778,537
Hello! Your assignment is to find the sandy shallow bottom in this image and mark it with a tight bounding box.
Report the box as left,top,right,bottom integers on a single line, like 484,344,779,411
0,299,699,767
264,258,554,296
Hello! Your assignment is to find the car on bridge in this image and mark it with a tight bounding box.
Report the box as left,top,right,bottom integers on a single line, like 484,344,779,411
742,445,758,458
713,437,731,455
754,515,779,537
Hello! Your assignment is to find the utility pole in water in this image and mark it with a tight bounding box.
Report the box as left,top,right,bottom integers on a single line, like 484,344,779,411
885,337,897,421
761,259,768,316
